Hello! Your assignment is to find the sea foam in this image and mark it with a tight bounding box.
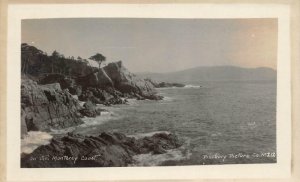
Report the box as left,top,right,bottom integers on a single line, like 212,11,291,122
131,149,190,166
21,131,53,154
81,112,115,127
161,96,174,102
50,110,117,135
184,84,201,88
128,131,171,139
128,131,192,166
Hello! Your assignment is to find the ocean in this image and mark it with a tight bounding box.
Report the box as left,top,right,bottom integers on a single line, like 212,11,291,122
22,80,277,166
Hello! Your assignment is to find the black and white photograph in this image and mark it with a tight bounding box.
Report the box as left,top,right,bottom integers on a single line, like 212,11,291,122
20,18,278,168
3,2,297,181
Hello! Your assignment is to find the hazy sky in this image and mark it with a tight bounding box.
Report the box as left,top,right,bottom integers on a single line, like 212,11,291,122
22,18,277,73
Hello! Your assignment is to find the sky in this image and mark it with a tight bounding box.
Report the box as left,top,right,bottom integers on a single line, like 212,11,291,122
22,18,277,73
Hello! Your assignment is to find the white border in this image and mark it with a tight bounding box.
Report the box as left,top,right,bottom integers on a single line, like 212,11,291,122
7,4,291,181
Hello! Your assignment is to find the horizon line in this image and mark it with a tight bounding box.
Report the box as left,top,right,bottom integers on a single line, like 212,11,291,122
134,65,277,74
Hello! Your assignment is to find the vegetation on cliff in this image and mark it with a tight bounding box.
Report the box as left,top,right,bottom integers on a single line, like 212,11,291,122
21,43,162,136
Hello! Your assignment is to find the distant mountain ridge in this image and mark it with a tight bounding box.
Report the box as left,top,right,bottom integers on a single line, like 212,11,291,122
137,66,276,83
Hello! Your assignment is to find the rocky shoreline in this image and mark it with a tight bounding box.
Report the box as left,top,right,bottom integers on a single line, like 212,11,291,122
144,78,185,88
21,43,184,167
21,44,164,135
21,132,182,167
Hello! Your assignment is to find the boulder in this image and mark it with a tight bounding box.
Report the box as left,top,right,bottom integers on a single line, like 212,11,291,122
78,89,103,104
21,78,84,132
77,61,162,101
39,74,82,95
21,132,182,167
79,101,102,117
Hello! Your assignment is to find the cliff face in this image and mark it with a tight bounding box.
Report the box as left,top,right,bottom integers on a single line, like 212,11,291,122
78,61,161,100
21,44,162,136
104,61,157,98
21,79,84,134
20,44,182,167
21,44,162,102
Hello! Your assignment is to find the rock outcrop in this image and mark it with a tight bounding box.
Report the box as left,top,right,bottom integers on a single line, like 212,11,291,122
78,87,127,106
20,44,163,138
21,132,182,167
156,82,185,88
21,44,163,103
39,74,82,95
78,61,163,101
144,79,185,88
104,61,158,98
79,101,103,117
21,78,84,133
76,68,114,89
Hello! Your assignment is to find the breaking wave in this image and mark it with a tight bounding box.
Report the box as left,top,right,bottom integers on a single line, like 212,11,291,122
125,98,139,106
157,84,201,89
128,131,170,139
130,134,192,166
184,84,201,88
21,131,53,154
161,96,174,102
80,111,118,127
50,110,119,135
131,149,191,166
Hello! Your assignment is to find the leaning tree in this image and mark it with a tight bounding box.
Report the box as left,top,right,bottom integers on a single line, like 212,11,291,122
89,53,106,69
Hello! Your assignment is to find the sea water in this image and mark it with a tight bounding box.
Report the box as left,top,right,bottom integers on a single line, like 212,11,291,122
34,80,277,166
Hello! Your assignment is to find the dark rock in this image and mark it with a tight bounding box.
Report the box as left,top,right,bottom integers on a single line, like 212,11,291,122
21,43,96,77
21,78,84,132
157,82,185,88
78,61,162,101
103,61,158,98
144,79,185,88
79,87,114,104
76,68,114,89
21,132,182,167
39,74,82,95
21,43,164,104
78,89,102,104
79,101,102,117
144,78,159,88
79,87,128,106
21,108,28,138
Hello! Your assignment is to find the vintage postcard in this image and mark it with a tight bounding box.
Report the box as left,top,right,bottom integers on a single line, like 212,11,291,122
4,3,294,182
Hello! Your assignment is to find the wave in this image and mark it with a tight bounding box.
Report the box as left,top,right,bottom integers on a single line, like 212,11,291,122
50,126,77,135
21,131,53,154
161,96,173,102
128,131,171,139
81,112,116,127
129,134,192,166
156,87,178,90
125,98,139,106
51,110,118,135
157,85,201,89
184,84,201,88
131,148,191,166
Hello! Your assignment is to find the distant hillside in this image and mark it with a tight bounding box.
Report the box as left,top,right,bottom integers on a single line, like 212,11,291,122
137,66,276,83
